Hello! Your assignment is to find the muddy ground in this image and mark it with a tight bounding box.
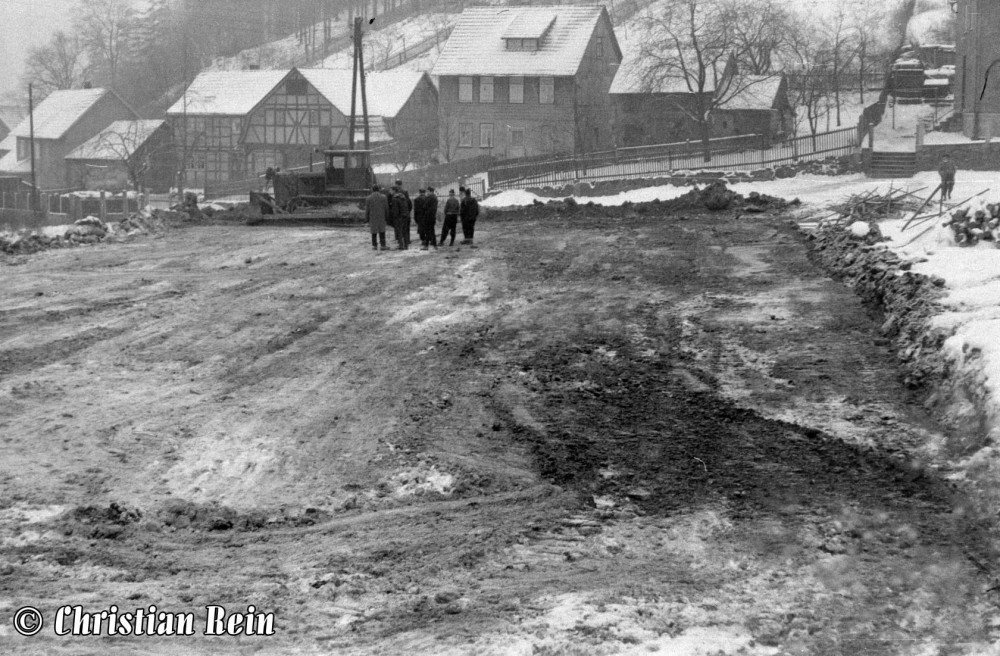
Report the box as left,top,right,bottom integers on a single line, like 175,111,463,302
2,205,1000,655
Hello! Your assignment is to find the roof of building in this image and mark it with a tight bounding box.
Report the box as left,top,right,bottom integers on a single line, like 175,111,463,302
353,116,393,144
65,120,168,161
501,12,556,39
9,88,121,140
717,76,783,111
610,56,717,95
166,70,289,116
0,142,31,174
432,6,617,77
298,69,431,118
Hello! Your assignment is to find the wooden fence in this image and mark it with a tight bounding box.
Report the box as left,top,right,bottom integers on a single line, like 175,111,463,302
0,190,142,234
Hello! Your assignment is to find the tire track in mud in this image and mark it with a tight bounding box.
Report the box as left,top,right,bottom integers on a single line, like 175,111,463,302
0,326,131,381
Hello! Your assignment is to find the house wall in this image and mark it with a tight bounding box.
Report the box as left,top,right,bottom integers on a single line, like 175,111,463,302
67,127,176,192
573,15,621,153
168,114,246,188
956,0,1000,138
390,76,439,151
438,75,576,161
612,93,709,147
243,72,351,177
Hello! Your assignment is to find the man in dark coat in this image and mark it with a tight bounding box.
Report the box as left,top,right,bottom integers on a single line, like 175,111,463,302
384,185,398,246
425,186,439,249
460,188,480,248
939,154,957,200
441,189,460,246
414,188,429,248
392,188,411,249
365,184,389,251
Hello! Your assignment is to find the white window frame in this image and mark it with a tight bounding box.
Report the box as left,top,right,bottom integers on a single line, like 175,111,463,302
480,123,494,148
459,122,474,147
540,76,555,104
480,76,494,103
16,137,29,161
597,36,604,59
509,76,524,103
458,76,473,103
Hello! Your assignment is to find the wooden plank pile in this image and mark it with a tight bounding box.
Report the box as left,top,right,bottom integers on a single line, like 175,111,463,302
820,184,926,227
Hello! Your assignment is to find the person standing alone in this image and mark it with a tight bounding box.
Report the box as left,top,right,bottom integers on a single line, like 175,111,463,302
460,188,480,247
939,154,957,201
365,185,389,251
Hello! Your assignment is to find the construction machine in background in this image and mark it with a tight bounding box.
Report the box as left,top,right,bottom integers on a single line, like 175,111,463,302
248,149,375,225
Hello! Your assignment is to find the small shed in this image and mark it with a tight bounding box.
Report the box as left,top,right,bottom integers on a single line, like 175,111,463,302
713,75,794,142
65,120,176,192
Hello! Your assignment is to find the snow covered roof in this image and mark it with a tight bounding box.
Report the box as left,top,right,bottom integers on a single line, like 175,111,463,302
610,56,716,94
166,70,288,116
432,6,616,77
10,89,121,141
353,116,393,145
0,147,31,174
65,120,168,161
718,76,783,111
298,69,431,119
501,12,556,39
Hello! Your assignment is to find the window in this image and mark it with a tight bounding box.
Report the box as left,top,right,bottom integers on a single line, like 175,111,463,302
480,76,494,103
459,76,473,103
597,36,604,59
523,38,538,51
480,123,494,148
16,137,29,161
506,38,522,51
286,78,308,95
509,76,524,103
540,76,555,104
510,128,525,147
459,122,474,147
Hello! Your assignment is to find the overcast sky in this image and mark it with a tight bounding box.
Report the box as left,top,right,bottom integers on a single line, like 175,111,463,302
0,0,75,101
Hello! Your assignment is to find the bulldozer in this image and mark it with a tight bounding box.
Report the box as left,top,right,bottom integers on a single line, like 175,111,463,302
248,149,375,225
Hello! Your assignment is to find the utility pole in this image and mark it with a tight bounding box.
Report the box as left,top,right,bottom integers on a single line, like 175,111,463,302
348,16,359,150
28,83,37,213
358,17,370,149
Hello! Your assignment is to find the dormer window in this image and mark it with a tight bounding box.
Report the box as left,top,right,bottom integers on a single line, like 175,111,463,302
505,38,538,51
502,12,554,51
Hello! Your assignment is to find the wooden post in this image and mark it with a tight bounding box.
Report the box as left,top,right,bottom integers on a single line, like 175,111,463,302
40,193,49,222
99,190,107,223
71,196,82,222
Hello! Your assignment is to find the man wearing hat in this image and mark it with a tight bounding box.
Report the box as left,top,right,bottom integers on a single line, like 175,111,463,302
395,179,412,248
425,186,439,249
460,187,480,247
365,184,389,251
441,189,461,246
414,188,430,249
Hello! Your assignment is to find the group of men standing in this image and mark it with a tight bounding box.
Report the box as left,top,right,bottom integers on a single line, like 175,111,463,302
365,179,480,252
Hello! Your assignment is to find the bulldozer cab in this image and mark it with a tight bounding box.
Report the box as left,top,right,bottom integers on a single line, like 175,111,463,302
324,149,373,190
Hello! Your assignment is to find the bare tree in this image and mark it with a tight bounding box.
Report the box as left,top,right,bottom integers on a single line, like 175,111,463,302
822,7,859,128
92,122,173,191
438,115,465,163
786,26,833,148
717,0,795,75
76,0,138,89
23,32,89,95
638,0,775,161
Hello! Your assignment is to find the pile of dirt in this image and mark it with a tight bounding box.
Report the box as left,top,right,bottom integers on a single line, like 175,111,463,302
65,502,143,540
806,223,948,391
0,210,181,256
157,500,269,532
492,182,796,219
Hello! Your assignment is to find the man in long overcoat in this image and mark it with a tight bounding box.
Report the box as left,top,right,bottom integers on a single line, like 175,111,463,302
365,185,389,251
393,187,411,249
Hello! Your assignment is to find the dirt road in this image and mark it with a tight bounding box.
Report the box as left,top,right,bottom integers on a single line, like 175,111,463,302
2,208,998,655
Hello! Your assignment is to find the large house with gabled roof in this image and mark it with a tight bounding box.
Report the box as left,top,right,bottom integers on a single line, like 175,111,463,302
0,88,138,190
432,5,622,161
166,68,437,188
